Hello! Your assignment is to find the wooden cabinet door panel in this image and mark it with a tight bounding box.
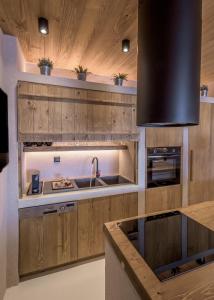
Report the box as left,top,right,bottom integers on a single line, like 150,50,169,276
189,103,213,205
19,207,77,276
33,99,49,133
61,100,75,133
146,127,183,147
48,99,62,134
18,82,138,141
77,200,94,259
145,185,182,214
78,197,110,259
19,216,46,275
109,193,138,221
18,99,34,134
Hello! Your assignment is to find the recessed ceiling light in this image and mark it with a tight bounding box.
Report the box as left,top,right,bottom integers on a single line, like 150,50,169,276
38,17,49,35
122,39,130,53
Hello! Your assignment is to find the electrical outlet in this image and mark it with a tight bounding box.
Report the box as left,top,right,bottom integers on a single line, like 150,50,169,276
54,156,60,163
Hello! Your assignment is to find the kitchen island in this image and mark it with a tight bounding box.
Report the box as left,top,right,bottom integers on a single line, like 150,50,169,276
104,201,214,300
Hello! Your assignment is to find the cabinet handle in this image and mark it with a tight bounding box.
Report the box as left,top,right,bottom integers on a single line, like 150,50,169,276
43,209,57,215
189,150,194,182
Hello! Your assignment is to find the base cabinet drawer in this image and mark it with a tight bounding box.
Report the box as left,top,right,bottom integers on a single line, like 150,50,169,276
145,185,182,214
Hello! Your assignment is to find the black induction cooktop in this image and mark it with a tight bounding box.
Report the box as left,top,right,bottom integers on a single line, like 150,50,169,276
119,211,214,281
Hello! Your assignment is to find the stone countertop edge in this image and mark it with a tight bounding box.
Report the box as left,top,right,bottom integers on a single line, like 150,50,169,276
18,184,143,209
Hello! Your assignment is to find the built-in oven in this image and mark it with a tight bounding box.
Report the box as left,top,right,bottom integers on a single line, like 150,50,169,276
147,147,181,188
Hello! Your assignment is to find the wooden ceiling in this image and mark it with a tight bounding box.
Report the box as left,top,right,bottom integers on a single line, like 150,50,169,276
0,0,213,83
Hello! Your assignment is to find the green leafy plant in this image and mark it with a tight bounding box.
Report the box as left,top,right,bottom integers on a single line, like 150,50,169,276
37,58,53,69
74,65,88,74
113,73,128,80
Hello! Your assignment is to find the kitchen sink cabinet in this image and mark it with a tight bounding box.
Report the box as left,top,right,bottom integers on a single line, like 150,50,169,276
188,102,214,205
145,185,182,214
17,81,138,142
19,193,138,276
19,203,78,276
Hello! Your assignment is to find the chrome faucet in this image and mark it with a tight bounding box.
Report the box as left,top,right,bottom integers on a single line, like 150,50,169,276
92,157,100,178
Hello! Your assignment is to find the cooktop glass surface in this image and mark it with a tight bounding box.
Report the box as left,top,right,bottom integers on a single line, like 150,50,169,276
119,211,214,281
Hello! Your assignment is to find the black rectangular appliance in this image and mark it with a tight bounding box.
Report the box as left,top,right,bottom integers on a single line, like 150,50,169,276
147,147,181,188
0,88,9,172
119,211,214,282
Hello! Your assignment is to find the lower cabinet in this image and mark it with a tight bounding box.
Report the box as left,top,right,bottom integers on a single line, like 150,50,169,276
19,193,138,276
145,185,182,214
78,193,138,259
19,202,78,276
78,197,110,259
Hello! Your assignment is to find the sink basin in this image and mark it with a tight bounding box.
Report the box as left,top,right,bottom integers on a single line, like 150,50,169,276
100,175,131,186
74,178,103,189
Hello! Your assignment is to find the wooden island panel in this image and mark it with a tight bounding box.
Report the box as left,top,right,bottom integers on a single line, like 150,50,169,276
104,201,214,300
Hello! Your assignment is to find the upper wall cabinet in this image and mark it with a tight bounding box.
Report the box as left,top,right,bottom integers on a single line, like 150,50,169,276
146,127,183,147
17,81,138,142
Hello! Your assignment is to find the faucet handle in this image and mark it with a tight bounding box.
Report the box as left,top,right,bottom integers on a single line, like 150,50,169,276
96,170,101,178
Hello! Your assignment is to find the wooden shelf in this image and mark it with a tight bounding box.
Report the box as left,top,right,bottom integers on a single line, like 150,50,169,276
23,145,128,152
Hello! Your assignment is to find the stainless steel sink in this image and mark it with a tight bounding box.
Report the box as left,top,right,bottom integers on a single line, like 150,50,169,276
100,175,131,186
74,178,104,189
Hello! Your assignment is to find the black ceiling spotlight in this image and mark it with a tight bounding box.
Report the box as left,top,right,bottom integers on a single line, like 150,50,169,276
122,39,130,53
38,17,49,35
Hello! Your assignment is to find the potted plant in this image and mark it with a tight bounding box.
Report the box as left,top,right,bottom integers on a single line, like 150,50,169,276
200,84,208,97
38,58,53,76
113,73,128,86
74,65,88,81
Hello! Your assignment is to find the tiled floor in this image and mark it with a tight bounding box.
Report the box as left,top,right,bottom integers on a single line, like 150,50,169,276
4,259,105,300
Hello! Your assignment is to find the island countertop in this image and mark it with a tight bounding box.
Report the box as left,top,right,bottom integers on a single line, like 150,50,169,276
104,201,214,300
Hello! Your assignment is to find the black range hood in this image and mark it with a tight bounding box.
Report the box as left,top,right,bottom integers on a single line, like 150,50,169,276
137,0,202,127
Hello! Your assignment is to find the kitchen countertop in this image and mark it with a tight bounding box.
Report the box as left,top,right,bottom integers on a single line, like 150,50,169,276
104,201,214,300
19,183,142,209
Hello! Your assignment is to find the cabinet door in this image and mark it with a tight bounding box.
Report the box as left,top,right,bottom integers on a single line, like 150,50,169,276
109,193,138,221
189,103,214,205
78,197,110,259
145,185,182,214
146,127,183,147
19,206,77,276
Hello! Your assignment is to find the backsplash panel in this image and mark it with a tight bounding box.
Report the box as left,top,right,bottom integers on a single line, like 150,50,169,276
24,150,119,188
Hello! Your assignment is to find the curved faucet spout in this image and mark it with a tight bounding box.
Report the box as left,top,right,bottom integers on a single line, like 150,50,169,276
92,157,100,178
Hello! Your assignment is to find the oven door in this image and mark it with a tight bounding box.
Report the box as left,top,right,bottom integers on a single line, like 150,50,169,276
147,154,180,188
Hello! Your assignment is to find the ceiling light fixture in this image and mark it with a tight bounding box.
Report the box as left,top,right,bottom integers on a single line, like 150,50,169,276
122,39,130,53
38,17,49,35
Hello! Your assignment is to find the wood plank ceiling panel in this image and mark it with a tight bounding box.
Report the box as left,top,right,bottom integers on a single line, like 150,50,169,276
0,0,138,80
0,0,214,83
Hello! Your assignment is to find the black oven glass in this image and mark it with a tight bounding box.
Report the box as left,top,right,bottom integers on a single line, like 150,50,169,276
147,147,181,188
